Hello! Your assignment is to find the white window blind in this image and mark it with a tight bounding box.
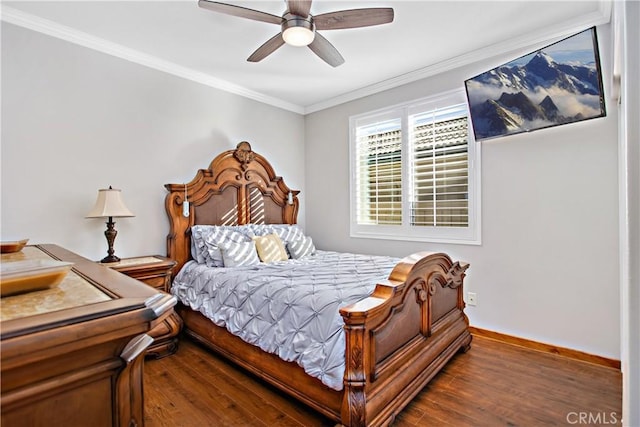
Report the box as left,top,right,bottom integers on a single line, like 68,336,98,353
350,90,481,245
355,118,402,225
409,105,469,227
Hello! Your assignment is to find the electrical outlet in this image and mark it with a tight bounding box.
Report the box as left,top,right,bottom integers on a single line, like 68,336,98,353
467,292,477,306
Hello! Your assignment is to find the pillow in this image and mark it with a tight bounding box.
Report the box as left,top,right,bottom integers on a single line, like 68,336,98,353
287,236,316,259
220,241,260,267
269,224,305,244
190,225,212,264
204,228,251,267
228,224,263,239
190,238,204,264
191,225,303,264
241,223,274,238
190,225,251,267
253,234,288,263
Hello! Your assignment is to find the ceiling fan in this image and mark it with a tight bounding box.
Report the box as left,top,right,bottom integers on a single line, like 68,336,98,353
198,0,394,67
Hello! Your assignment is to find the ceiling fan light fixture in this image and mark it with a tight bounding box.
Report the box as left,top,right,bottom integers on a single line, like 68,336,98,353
283,26,315,46
282,13,315,47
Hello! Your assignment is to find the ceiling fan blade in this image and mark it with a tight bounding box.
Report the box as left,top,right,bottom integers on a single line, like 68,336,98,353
308,33,345,67
287,0,312,17
198,1,282,25
247,33,286,62
314,8,394,30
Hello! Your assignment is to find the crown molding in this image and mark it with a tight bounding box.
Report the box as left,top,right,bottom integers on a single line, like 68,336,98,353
1,2,611,116
304,1,612,114
0,6,305,114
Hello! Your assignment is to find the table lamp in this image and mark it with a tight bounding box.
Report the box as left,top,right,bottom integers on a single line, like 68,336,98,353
86,186,135,263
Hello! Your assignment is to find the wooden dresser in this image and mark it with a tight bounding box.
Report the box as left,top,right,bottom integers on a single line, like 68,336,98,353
0,244,176,427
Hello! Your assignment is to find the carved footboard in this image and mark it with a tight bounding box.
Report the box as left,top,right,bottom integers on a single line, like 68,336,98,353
340,252,471,427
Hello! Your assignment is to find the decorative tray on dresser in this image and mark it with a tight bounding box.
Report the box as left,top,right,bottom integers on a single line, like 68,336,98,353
0,244,176,427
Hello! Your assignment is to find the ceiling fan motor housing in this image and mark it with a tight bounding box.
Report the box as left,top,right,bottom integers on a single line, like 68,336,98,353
282,12,315,46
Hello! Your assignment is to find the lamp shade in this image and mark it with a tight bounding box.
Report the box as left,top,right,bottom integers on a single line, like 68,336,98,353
86,187,135,218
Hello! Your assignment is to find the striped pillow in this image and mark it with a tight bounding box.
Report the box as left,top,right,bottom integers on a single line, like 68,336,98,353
288,236,316,259
268,225,305,244
220,241,260,267
200,227,251,267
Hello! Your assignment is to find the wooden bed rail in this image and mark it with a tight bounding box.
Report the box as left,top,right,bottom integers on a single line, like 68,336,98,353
340,252,471,426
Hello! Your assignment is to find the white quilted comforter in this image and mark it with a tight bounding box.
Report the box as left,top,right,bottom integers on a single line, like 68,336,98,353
171,250,399,391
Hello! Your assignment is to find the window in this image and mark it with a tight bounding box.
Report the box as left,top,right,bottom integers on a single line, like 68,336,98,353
350,89,481,244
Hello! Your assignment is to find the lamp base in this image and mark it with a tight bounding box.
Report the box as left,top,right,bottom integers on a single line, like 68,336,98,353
100,217,120,264
100,255,121,263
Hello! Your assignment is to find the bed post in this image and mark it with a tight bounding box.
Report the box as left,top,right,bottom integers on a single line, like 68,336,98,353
342,322,368,426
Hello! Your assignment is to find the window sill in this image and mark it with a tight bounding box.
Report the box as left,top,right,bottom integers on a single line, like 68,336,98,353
350,229,481,246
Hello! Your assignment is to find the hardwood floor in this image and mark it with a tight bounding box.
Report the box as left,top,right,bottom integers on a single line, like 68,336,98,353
144,335,622,426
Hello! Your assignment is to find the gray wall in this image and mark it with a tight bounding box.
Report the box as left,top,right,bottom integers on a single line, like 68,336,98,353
1,23,306,261
304,23,620,359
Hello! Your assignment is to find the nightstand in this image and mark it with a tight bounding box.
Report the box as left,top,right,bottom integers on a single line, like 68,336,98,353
107,255,182,358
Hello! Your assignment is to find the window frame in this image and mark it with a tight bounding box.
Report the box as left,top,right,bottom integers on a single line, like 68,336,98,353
349,89,482,245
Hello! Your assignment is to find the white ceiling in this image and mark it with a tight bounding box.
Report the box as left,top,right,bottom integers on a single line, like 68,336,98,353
2,1,610,114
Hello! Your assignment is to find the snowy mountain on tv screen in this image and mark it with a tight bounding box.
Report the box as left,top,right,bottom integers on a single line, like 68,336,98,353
466,47,604,140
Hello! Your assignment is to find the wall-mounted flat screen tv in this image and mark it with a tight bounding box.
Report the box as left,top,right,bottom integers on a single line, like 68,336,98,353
465,27,606,141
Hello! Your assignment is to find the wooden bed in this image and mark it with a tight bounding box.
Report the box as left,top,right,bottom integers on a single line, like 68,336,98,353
165,142,472,427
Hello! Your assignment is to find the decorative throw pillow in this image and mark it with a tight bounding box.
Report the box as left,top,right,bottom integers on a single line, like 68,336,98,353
253,234,288,263
220,241,260,267
288,236,316,259
269,224,305,244
191,226,251,267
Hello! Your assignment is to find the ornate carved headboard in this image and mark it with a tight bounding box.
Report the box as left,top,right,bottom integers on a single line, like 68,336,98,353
165,142,299,274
